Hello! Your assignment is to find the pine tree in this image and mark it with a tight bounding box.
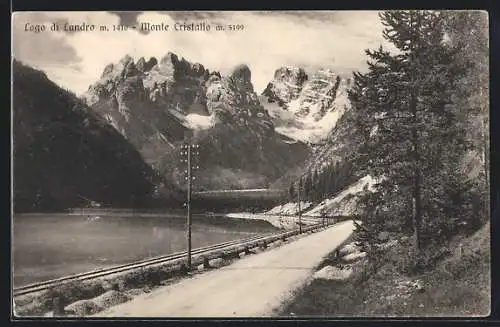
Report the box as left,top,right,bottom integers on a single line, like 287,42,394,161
303,173,313,201
311,169,319,202
322,165,332,198
336,161,349,192
297,177,304,206
328,164,337,196
350,10,467,251
317,168,327,200
288,182,295,201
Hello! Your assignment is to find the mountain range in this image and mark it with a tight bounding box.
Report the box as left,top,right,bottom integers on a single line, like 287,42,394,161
13,52,355,211
82,53,329,190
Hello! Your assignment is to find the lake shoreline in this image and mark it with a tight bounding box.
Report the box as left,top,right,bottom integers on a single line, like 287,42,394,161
13,212,279,287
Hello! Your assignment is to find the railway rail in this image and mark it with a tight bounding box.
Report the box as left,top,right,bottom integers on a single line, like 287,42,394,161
13,221,339,298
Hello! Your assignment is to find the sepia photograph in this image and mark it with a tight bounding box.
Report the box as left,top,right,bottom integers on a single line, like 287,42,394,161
11,10,490,318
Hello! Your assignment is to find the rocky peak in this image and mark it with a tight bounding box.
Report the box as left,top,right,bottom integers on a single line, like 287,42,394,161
160,52,179,66
276,66,307,80
86,54,276,133
293,68,342,119
229,64,253,92
119,54,134,65
260,66,352,144
101,63,115,78
123,60,139,78
262,66,308,106
97,55,137,82
192,63,206,76
207,71,222,84
136,57,146,71
136,57,157,73
146,57,158,70
152,52,208,80
85,52,213,116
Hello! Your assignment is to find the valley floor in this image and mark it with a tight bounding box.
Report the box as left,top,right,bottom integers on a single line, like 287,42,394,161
92,220,357,317
279,222,491,317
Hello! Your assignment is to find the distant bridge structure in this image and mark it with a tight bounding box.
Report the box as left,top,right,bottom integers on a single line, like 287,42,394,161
192,189,287,201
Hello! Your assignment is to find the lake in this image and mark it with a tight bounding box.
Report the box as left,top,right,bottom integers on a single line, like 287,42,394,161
12,212,279,287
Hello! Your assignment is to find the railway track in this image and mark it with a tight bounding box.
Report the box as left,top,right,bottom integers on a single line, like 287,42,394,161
13,223,332,297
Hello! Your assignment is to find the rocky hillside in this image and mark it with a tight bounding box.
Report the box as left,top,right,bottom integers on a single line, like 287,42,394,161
84,54,190,164
261,67,352,144
303,104,366,173
265,174,379,217
260,66,357,189
12,60,179,212
269,90,363,189
84,53,311,190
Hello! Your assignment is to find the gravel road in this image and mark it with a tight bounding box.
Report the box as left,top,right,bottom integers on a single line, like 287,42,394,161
94,220,357,317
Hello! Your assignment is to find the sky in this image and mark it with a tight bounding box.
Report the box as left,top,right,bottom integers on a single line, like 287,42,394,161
12,11,393,95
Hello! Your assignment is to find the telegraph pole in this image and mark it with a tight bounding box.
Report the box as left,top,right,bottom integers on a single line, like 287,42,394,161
186,144,192,269
181,143,199,270
297,179,302,234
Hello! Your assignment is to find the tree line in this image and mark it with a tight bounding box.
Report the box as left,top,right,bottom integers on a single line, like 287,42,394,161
288,160,358,203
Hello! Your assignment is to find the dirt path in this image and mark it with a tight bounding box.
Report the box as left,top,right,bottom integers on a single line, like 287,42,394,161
93,220,357,317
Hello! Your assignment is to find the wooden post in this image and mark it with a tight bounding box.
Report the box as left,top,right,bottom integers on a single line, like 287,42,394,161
203,256,210,269
52,297,65,316
181,143,198,270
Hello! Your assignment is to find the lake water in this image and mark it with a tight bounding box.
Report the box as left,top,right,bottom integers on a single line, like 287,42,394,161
12,212,279,287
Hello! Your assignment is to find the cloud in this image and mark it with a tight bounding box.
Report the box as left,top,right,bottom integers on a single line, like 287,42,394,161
109,11,141,27
12,11,393,95
12,12,81,66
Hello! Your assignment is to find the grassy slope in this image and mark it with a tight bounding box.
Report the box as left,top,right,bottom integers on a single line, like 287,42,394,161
280,221,490,317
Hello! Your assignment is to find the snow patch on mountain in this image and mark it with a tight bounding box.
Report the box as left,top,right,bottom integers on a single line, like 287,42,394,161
185,113,216,130
274,108,345,144
304,175,378,217
265,201,313,215
167,108,214,130
261,67,352,144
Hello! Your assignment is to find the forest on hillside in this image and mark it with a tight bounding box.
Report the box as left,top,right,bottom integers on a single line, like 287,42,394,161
288,11,489,259
287,160,358,203
349,11,488,257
